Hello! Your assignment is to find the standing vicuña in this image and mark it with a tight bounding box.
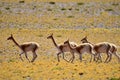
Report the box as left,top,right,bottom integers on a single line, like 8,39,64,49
64,39,95,63
47,33,78,62
81,36,120,63
7,34,39,62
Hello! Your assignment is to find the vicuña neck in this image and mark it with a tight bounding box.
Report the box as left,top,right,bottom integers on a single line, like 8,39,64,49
67,42,73,50
85,40,94,45
85,39,89,43
50,37,58,48
11,38,21,49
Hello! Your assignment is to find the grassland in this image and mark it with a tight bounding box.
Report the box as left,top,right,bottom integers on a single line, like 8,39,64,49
0,0,120,80
0,0,120,29
0,28,120,80
1,0,120,3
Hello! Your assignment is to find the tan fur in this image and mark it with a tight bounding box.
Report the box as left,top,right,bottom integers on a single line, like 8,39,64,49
94,42,110,53
47,33,78,62
7,34,39,62
58,42,78,52
81,36,120,63
64,40,95,63
21,42,39,52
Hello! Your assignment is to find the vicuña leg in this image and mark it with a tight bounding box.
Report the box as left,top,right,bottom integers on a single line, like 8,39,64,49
79,54,82,62
96,53,102,62
104,52,110,63
25,52,30,62
31,51,37,62
57,52,61,62
106,52,112,63
93,53,97,62
69,52,75,63
93,54,96,61
95,53,100,62
90,54,94,62
99,54,102,62
19,52,24,61
113,52,120,62
62,52,69,62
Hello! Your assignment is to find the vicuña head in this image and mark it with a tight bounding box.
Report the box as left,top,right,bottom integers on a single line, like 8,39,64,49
81,36,88,43
64,39,69,44
7,34,14,40
47,33,53,39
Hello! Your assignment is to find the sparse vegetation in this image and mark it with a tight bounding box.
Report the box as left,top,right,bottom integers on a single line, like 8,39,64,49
49,2,55,4
68,8,72,11
0,11,2,14
67,16,74,18
110,77,120,80
77,2,84,5
47,9,52,11
19,0,25,3
0,0,120,79
8,59,15,63
61,8,66,10
33,6,36,10
38,34,43,37
112,3,119,6
0,51,2,54
0,28,120,80
0,1,119,28
105,9,113,11
56,34,62,37
51,66,63,71
75,8,79,11
53,18,58,20
5,7,10,10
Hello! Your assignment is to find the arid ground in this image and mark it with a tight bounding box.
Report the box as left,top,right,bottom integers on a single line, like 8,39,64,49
0,0,120,80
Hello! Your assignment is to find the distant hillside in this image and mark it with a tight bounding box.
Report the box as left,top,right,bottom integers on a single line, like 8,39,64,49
0,0,120,29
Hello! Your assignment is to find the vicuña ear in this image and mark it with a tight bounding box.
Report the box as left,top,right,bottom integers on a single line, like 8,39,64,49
51,33,53,36
67,39,69,41
85,36,87,39
11,34,13,37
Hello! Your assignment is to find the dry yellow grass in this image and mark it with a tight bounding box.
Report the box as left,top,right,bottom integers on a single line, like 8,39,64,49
0,0,120,79
1,14,119,28
1,0,119,3
0,28,120,80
